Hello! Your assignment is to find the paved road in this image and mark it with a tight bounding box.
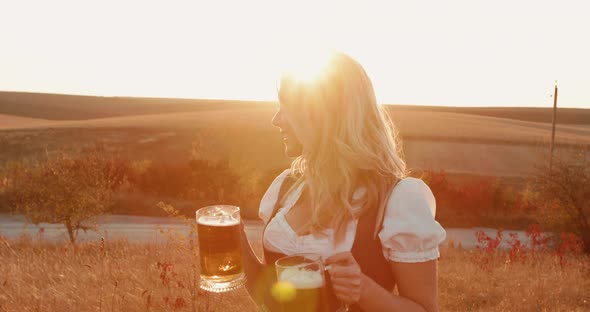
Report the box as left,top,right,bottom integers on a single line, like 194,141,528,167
0,214,539,250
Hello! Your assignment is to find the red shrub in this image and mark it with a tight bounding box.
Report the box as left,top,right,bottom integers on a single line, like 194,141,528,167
524,224,550,253
476,229,503,253
474,229,503,271
507,232,526,263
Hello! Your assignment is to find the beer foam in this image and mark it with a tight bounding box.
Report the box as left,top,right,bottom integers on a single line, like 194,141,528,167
278,267,323,289
197,215,240,226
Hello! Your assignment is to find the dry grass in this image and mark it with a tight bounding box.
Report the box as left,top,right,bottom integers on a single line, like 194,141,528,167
0,236,257,312
1,236,589,312
439,247,590,312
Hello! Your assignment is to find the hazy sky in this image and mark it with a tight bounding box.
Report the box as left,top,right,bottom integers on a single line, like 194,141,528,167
1,0,589,108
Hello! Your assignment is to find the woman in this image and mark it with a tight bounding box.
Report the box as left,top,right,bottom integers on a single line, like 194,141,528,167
241,50,446,312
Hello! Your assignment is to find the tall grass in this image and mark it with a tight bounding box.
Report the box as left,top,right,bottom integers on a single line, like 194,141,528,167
1,234,589,312
439,246,590,311
0,235,254,312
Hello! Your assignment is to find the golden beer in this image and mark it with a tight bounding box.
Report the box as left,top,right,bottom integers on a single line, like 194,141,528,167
275,254,328,312
196,205,245,292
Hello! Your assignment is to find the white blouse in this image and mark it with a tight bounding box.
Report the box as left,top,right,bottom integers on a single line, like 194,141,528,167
259,170,447,263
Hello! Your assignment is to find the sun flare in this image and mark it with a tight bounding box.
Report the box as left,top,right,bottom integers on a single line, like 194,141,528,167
281,48,335,85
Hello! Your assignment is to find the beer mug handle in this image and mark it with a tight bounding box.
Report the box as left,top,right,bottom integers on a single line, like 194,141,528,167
324,265,350,312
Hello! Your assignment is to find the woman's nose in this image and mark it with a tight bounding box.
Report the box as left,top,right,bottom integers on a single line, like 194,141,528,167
271,109,282,128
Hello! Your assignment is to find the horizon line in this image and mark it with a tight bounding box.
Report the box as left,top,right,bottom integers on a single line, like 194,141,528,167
0,89,588,110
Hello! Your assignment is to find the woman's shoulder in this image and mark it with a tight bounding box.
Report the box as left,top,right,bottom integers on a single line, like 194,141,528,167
393,176,431,193
389,177,435,214
258,169,292,223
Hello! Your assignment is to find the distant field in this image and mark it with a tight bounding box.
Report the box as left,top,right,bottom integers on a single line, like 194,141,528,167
2,107,589,144
391,105,590,125
0,91,271,120
1,92,589,178
1,91,589,125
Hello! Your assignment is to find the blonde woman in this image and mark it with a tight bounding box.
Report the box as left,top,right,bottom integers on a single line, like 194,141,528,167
241,51,446,312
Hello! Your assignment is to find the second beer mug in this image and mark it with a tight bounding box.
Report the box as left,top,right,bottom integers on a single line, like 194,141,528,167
196,205,245,292
275,254,328,312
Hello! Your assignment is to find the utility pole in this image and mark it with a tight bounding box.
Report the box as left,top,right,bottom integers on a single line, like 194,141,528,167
550,80,558,172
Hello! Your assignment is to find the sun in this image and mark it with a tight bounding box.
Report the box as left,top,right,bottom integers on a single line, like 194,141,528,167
280,47,335,85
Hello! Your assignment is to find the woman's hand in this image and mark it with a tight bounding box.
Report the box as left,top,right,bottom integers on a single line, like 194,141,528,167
325,252,367,305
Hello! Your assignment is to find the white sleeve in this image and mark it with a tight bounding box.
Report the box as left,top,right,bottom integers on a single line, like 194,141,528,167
378,177,447,263
258,169,291,224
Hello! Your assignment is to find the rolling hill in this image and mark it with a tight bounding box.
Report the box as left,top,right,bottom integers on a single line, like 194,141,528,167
0,91,270,120
0,114,53,129
0,105,588,178
1,91,589,125
389,105,590,125
2,106,588,145
1,91,588,179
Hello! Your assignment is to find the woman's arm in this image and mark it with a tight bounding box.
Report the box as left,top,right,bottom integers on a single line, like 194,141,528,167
359,260,438,312
326,253,438,312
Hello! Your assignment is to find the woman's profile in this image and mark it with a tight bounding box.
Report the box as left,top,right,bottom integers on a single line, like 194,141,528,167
241,50,446,312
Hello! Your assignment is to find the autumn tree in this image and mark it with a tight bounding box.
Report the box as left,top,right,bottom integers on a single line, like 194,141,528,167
4,147,128,245
534,147,590,253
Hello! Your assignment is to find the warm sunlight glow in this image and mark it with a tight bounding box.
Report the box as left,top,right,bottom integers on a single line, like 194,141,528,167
281,48,334,85
0,0,589,108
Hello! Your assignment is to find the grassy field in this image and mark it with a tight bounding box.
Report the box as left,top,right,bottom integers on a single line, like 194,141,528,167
1,235,588,312
2,93,589,311
2,91,589,179
1,92,589,224
1,105,589,179
4,108,588,144
2,101,590,145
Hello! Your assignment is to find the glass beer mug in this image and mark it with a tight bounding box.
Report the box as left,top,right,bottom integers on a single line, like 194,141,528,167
196,205,245,292
275,254,327,312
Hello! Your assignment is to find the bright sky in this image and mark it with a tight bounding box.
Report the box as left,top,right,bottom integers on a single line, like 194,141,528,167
1,0,589,108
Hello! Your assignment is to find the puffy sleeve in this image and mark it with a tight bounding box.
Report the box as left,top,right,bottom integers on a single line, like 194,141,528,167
378,177,447,263
258,169,291,224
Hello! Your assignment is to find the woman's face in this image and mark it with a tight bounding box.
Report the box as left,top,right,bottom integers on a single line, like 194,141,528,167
271,103,304,158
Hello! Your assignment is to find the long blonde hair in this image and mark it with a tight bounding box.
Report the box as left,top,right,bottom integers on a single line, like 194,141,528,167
278,51,407,242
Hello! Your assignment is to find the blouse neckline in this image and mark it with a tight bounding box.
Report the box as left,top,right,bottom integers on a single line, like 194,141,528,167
277,182,341,238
